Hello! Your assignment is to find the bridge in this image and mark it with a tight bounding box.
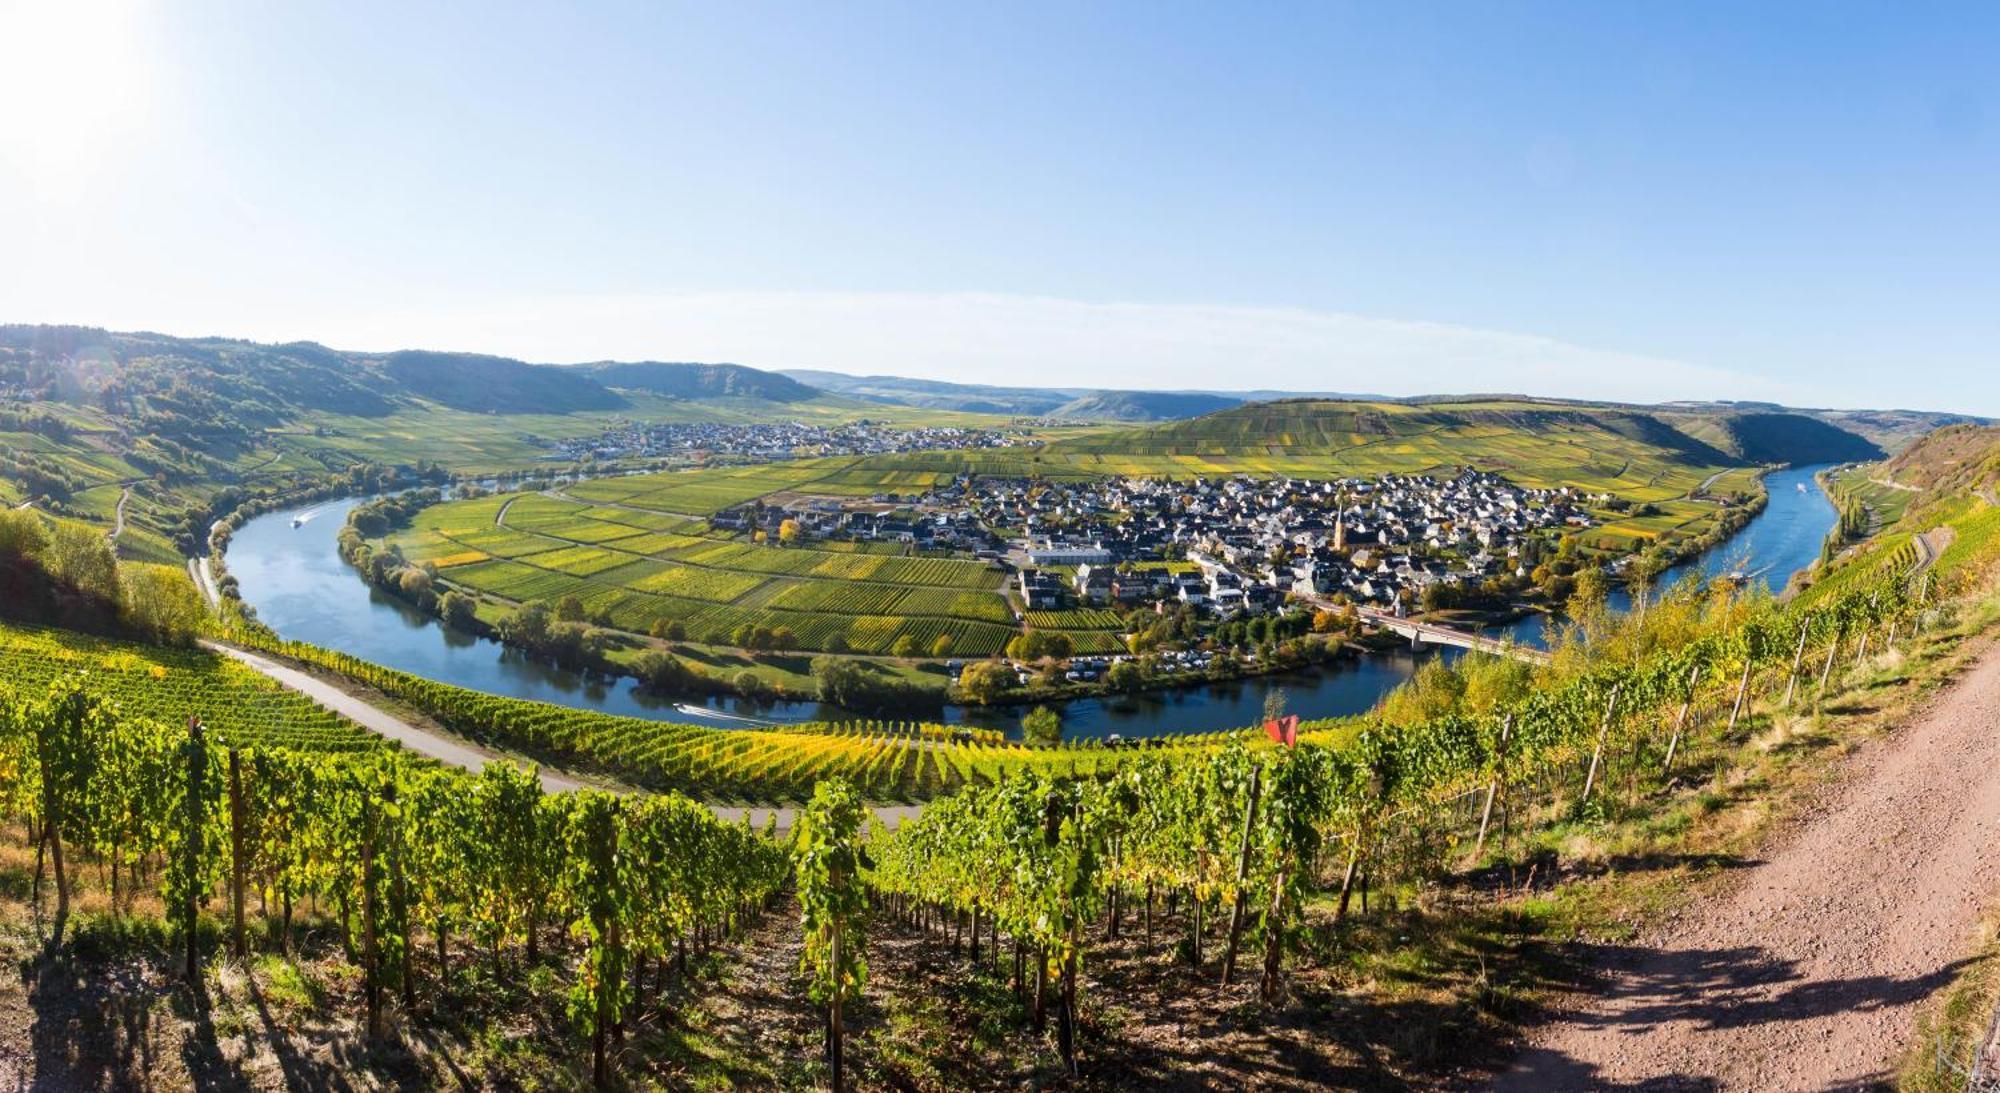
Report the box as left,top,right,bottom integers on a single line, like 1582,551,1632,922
1308,597,1550,665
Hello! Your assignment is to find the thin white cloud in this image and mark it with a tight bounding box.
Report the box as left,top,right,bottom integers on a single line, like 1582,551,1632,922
203,290,1802,404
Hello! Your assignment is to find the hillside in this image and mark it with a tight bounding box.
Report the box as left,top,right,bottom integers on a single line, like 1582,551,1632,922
1879,422,2000,496
781,371,1268,420
0,325,834,422
1043,398,1741,498
383,350,627,413
1661,409,1883,465
1049,389,1241,421
778,371,1086,415
581,360,815,401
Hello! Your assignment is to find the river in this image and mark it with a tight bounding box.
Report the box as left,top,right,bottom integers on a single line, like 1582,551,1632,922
223,464,1836,739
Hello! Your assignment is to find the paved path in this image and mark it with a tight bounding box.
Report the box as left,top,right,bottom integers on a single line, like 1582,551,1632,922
107,486,130,543
187,556,221,607
1496,638,2000,1090
204,639,920,829
206,640,587,793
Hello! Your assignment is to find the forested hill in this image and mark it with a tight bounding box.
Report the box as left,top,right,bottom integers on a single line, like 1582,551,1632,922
0,325,817,422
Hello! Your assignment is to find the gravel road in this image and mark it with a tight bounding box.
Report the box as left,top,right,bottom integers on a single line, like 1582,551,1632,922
1495,641,2000,1090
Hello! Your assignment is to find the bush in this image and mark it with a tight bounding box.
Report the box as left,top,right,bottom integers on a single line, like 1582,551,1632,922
1022,705,1062,747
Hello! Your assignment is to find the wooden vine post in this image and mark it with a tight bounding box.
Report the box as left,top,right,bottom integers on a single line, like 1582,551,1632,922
1781,620,1811,709
1475,714,1513,855
1725,649,1754,735
181,717,209,983
361,786,383,1044
229,748,247,959
1661,664,1703,773
1580,684,1621,804
795,779,868,1093
1815,622,1841,707
1220,765,1262,986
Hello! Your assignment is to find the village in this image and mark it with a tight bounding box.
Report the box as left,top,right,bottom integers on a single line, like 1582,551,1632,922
546,418,1029,462
729,468,1601,619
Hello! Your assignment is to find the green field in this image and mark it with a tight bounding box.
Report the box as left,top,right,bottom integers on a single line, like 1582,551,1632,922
393,476,1033,656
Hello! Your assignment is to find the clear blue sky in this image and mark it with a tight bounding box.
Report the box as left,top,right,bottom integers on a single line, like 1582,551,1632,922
4,2,1998,411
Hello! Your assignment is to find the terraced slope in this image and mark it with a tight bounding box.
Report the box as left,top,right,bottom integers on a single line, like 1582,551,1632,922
1046,398,1739,500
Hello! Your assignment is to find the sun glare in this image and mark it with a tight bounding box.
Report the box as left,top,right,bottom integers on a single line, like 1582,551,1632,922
0,0,155,188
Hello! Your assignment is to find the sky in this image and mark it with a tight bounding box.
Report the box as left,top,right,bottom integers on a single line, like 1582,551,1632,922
3,1,1999,412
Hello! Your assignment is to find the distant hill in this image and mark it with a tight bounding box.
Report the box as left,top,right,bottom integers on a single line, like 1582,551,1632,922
580,361,814,402
777,370,1307,421
1660,410,1883,466
1660,401,1980,456
384,350,626,414
779,371,1083,415
0,326,825,426
1049,390,1243,421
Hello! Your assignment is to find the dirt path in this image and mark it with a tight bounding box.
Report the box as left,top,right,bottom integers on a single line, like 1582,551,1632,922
1495,640,2000,1090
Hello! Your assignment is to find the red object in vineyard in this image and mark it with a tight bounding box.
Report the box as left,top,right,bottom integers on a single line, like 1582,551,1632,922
1263,715,1299,748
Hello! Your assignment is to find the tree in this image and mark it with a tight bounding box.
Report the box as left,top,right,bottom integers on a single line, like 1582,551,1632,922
439,590,477,627
1105,660,1144,692
0,509,48,559
398,566,434,603
890,635,920,659
499,601,553,649
778,518,803,545
119,563,207,644
632,650,697,694
44,520,118,603
1569,567,1611,620
956,660,1015,703
929,634,954,658
1022,706,1063,747
555,595,588,623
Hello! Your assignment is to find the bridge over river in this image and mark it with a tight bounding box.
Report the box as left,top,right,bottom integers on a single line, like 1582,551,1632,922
1304,599,1550,665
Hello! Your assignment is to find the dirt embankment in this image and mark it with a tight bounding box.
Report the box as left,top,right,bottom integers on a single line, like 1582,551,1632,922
1496,640,2000,1090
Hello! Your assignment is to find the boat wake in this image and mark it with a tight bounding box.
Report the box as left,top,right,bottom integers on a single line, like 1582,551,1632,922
675,702,774,727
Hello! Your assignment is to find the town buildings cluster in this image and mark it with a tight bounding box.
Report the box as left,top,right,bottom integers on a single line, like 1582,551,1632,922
733,469,1597,617
548,420,1027,462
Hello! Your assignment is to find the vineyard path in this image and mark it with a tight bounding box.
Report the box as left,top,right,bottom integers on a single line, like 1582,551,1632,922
203,640,920,830
1494,636,2000,1090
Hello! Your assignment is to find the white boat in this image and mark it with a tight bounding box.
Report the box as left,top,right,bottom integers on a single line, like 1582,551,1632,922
291,516,304,527
1796,482,1808,493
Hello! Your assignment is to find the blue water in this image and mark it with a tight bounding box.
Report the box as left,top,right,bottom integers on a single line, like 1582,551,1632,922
226,465,1836,739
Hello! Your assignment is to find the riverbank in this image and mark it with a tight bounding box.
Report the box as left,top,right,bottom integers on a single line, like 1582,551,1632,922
217,465,1837,739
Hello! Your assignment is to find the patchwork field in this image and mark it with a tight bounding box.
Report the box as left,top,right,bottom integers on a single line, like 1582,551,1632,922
391,481,1040,656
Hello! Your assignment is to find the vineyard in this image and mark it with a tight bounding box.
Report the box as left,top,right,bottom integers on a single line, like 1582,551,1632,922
222,621,1254,802
386,486,1040,657
0,675,789,1088
0,506,1971,1087
0,621,387,754
857,563,1939,1076
12,539,1946,1087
